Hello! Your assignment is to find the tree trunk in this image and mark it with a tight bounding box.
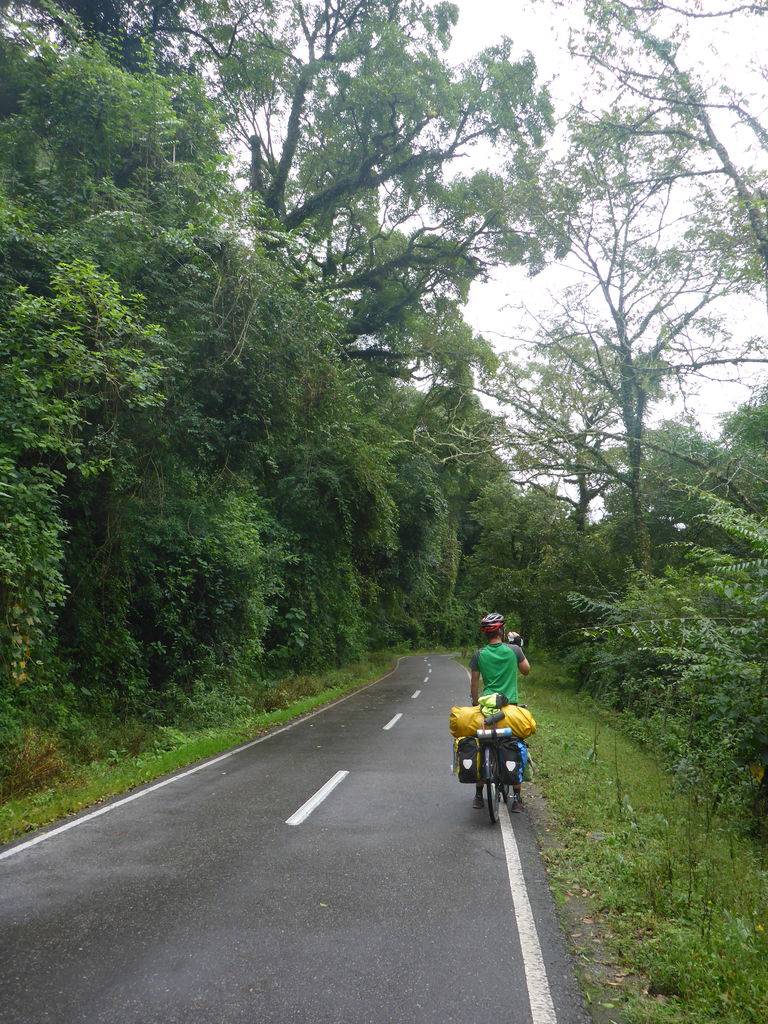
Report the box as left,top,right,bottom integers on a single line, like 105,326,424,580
627,433,652,572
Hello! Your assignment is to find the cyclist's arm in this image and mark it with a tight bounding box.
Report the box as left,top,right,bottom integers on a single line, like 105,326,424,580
470,669,481,705
511,643,531,677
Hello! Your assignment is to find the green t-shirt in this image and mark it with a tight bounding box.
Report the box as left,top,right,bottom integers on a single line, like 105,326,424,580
471,641,523,703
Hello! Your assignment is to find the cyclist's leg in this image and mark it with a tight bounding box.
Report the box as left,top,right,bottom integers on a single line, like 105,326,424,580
510,741,525,811
474,743,491,807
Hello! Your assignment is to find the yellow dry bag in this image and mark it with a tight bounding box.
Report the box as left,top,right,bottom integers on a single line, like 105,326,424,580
449,703,536,739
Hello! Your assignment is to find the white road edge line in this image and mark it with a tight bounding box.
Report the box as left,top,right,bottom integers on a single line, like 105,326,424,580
499,809,558,1024
411,690,421,698
383,713,403,730
1,657,412,862
463,661,556,1021
285,771,349,827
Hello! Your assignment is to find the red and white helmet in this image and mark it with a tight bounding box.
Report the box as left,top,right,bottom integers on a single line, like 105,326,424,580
480,612,505,633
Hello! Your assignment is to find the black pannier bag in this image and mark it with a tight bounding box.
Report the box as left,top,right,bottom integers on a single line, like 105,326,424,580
497,738,525,785
455,736,482,782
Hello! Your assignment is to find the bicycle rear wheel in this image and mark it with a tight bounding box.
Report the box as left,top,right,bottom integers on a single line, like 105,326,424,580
486,781,500,823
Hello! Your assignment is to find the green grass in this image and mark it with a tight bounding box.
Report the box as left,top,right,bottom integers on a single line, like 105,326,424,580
0,650,402,844
525,660,768,1024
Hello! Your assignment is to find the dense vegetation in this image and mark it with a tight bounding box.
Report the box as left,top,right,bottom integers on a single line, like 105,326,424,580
1,0,766,830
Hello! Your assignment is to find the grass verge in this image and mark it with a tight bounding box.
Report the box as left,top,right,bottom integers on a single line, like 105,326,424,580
0,650,402,845
524,659,767,1024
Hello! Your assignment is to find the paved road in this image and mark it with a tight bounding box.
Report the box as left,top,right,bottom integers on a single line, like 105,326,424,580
0,655,589,1024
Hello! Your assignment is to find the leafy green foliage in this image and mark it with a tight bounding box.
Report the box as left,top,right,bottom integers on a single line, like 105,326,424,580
180,0,556,363
461,478,625,646
573,500,768,800
0,258,165,711
0,19,502,773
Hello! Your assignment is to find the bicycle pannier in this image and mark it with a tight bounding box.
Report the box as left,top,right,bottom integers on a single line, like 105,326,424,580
497,738,526,785
455,736,482,783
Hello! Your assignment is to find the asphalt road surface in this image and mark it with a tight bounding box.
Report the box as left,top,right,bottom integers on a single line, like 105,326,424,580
0,655,590,1024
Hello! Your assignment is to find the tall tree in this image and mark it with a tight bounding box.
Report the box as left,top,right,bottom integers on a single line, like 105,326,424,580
496,110,764,568
492,334,620,531
576,0,768,303
183,0,556,357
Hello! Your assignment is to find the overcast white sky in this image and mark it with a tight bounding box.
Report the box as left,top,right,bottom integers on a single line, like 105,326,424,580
444,0,768,429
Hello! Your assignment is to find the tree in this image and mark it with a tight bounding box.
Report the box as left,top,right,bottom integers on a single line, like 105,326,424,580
0,260,165,700
495,109,764,568
576,0,768,303
0,19,513,727
721,385,768,509
460,477,623,645
182,0,556,357
4,2,194,69
493,334,621,531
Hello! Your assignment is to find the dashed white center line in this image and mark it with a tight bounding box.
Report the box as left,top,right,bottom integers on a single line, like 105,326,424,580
2,661,418,862
411,690,421,698
423,676,429,683
383,713,403,730
285,771,349,826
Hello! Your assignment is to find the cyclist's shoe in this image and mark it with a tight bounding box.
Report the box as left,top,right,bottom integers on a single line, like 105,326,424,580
510,794,524,812
472,792,484,809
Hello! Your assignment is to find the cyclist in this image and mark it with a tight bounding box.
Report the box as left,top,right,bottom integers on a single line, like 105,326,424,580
470,612,530,812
